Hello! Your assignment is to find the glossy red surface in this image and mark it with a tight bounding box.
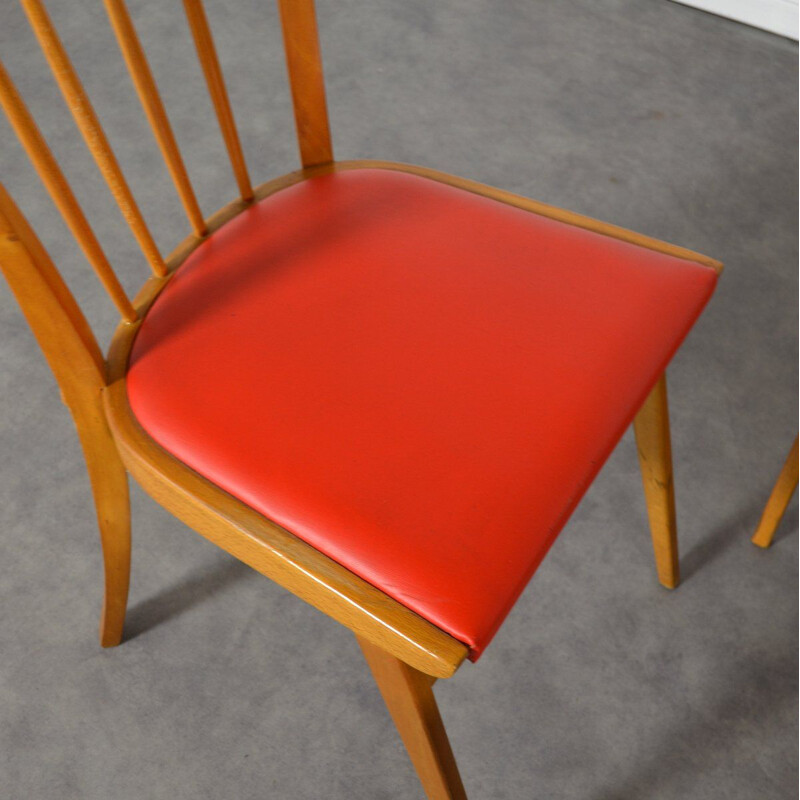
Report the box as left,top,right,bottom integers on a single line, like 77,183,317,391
127,168,717,658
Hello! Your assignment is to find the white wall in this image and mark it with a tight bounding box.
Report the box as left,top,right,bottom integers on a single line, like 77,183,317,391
671,0,799,39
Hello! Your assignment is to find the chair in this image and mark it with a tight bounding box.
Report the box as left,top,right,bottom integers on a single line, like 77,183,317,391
0,1,722,797
752,436,798,549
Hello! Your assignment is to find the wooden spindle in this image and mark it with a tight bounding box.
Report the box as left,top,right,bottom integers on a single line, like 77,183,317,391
21,0,167,277
103,0,207,237
0,58,136,322
277,0,333,169
182,0,253,201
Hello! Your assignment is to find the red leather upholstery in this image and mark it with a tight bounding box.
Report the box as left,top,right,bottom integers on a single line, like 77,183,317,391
127,168,717,659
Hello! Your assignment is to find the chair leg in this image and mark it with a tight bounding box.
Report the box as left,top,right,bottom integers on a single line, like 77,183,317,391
752,436,799,549
356,635,467,800
633,373,679,589
72,397,131,647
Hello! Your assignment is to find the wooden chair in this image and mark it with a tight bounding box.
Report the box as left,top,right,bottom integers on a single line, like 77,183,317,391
0,2,722,797
752,436,798,549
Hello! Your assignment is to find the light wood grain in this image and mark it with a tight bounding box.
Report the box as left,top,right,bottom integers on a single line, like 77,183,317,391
633,374,679,589
752,436,798,548
0,58,136,322
277,0,333,168
357,635,467,800
183,0,253,201
0,184,131,647
103,0,206,237
21,0,166,277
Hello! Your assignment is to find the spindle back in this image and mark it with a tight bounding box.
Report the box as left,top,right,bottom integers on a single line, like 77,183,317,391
0,0,330,342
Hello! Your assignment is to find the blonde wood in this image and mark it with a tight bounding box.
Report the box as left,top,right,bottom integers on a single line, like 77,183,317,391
357,635,467,800
103,0,207,237
0,59,136,322
21,0,166,277
0,183,131,647
277,0,333,168
752,436,799,548
183,0,253,201
633,374,679,589
317,161,723,272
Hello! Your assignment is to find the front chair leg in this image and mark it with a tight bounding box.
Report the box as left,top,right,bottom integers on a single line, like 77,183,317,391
356,635,467,800
633,373,679,589
71,394,131,648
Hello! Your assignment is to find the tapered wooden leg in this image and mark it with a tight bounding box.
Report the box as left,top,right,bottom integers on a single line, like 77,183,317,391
752,436,799,549
633,373,679,589
357,635,467,800
0,185,130,646
72,397,131,647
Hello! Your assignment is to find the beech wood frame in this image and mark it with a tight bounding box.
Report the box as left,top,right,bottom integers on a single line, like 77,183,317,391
0,2,722,797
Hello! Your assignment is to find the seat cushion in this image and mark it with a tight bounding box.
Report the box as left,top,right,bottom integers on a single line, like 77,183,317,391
127,168,717,659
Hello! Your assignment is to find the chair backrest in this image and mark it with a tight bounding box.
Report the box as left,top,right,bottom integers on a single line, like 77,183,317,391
0,0,331,391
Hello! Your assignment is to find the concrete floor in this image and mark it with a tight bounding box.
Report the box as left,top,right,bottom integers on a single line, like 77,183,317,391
0,0,796,797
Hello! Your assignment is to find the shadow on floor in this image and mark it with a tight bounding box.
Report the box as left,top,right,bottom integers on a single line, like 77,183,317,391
124,557,257,641
770,503,798,547
590,644,796,800
680,503,762,583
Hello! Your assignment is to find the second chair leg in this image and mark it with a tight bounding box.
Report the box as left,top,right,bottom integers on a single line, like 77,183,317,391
752,436,799,548
356,635,467,800
633,373,679,589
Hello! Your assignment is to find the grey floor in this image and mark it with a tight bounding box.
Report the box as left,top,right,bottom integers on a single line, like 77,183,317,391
0,0,796,798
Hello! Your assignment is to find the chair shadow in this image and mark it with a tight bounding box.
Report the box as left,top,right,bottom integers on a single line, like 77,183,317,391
124,557,257,641
587,504,797,797
679,502,763,584
590,643,795,800
770,502,798,547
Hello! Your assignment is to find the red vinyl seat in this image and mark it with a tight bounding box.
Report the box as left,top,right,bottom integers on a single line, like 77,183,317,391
127,168,717,659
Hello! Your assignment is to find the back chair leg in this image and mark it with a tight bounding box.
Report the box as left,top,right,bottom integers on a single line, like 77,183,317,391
72,395,131,647
356,635,468,800
752,436,799,549
633,373,679,589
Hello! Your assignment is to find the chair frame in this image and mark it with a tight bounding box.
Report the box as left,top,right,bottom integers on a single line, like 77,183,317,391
0,1,722,797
